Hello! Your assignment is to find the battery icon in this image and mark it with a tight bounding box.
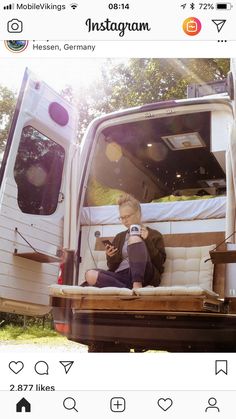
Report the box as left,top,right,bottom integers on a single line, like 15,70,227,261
216,3,233,9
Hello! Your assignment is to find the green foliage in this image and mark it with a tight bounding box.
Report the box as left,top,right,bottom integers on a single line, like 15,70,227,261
0,85,16,154
0,312,53,327
0,313,76,344
0,59,230,149
100,58,230,109
0,324,58,341
152,195,216,202
61,58,229,143
86,177,123,206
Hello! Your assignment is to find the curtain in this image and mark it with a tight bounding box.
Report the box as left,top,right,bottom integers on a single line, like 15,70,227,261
226,122,236,243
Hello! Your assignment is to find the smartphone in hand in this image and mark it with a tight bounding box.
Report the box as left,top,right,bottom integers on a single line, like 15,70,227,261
102,239,113,247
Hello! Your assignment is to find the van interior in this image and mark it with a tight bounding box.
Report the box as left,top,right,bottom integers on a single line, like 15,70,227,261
84,110,226,206
76,109,227,287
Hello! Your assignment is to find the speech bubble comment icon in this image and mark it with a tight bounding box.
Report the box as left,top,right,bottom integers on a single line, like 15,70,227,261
34,361,49,375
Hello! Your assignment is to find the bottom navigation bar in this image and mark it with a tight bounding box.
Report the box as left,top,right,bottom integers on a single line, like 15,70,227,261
1,390,235,418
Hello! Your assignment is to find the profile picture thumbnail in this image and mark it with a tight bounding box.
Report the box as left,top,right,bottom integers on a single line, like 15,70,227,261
4,40,28,53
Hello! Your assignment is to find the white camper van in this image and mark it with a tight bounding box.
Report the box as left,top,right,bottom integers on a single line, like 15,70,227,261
1,67,236,351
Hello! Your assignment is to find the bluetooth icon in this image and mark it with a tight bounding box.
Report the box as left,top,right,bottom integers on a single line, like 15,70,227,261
190,2,195,9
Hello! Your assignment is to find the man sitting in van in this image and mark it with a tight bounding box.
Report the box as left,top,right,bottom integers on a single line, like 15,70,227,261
83,194,166,289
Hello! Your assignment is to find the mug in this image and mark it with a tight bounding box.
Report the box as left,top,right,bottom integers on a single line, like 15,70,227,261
129,224,141,236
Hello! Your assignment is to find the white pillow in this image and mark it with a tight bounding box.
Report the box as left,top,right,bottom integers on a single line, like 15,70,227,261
49,284,133,296
161,245,215,291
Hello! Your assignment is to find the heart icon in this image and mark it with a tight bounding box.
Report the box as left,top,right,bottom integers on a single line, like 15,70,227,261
157,398,173,411
9,361,24,374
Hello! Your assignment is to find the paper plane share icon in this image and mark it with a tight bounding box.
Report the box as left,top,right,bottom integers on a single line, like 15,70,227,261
212,19,226,33
59,361,74,374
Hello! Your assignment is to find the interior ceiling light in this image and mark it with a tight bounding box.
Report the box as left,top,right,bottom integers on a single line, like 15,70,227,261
147,143,153,147
161,132,205,150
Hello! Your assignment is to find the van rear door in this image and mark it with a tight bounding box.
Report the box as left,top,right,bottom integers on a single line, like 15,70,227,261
0,69,77,316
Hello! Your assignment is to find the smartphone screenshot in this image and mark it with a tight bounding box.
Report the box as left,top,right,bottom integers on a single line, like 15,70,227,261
0,0,236,417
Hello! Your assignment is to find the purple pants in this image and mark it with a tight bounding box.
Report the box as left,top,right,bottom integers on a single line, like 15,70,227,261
94,241,154,289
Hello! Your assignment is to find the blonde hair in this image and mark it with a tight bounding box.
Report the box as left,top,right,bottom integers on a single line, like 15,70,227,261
117,194,141,213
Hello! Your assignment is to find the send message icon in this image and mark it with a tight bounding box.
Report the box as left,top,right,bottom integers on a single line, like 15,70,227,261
183,17,202,36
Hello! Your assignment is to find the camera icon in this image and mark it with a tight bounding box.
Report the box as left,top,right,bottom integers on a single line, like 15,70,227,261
7,19,23,33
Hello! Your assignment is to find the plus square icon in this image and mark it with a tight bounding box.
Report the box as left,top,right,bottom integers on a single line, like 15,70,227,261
110,397,126,412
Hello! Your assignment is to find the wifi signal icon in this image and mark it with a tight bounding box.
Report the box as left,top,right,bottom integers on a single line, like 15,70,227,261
70,3,78,9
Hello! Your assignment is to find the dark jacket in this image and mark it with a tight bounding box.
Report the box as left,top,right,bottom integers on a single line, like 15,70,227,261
106,227,166,287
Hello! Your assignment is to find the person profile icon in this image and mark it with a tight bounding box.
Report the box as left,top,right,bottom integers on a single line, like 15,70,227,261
205,397,220,412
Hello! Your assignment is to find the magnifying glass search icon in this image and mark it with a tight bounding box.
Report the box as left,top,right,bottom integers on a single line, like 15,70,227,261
63,397,78,412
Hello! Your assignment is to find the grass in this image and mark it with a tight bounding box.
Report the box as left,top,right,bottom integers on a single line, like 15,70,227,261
0,324,68,345
0,326,160,351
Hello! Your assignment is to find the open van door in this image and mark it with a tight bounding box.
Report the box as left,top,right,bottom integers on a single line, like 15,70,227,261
0,69,78,316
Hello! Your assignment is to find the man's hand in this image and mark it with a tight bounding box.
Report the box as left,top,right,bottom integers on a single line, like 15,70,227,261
105,245,118,257
140,225,149,240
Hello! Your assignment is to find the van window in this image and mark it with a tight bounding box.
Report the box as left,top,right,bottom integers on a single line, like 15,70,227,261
84,111,226,206
14,126,65,215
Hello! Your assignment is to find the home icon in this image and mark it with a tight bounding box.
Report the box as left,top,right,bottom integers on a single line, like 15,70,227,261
16,397,31,413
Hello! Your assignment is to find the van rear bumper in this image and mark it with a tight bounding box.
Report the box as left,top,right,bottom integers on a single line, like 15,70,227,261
52,302,236,351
